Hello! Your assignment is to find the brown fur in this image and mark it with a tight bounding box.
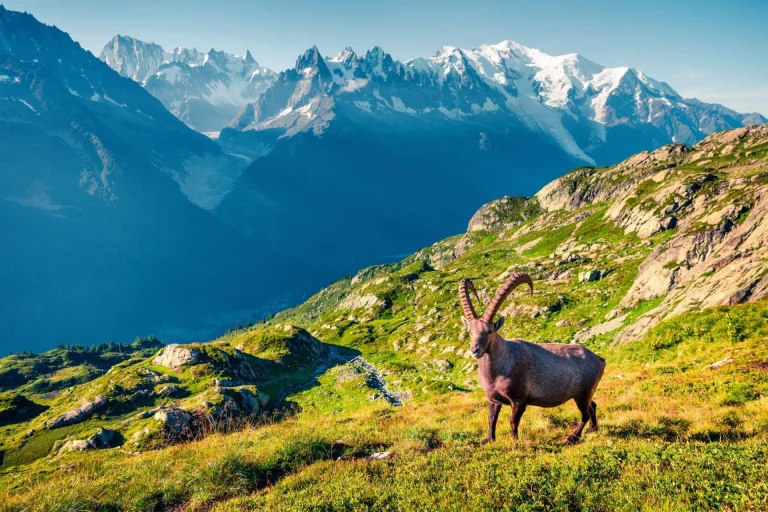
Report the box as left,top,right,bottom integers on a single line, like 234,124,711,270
459,274,606,445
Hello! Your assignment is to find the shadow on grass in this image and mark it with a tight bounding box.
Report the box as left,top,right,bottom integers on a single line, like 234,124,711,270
122,437,391,512
0,395,49,427
604,417,754,443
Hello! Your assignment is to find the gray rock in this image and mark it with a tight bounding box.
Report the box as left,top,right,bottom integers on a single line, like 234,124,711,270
131,428,151,444
89,428,116,447
572,314,628,344
154,408,192,436
57,439,95,455
579,270,602,283
157,384,183,397
46,396,107,429
213,379,236,389
152,344,201,369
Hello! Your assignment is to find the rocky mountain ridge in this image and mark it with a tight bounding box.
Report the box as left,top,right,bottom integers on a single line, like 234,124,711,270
224,41,765,163
100,35,275,132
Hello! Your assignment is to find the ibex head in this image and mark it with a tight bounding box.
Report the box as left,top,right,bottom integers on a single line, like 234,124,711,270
459,272,533,358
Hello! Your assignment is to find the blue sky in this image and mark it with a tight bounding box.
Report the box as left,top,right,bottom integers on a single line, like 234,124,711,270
6,0,767,115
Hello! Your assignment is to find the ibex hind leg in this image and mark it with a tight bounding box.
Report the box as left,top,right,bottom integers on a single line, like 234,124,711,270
587,401,598,432
563,398,591,445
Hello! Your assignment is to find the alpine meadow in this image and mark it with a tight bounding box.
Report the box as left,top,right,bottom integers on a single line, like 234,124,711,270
1,2,767,511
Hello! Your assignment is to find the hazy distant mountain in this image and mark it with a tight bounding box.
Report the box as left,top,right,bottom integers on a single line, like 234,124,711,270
100,35,274,132
0,6,291,351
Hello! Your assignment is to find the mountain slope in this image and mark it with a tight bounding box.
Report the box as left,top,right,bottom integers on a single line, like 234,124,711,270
214,43,764,282
0,6,288,351
1,126,768,509
100,35,274,132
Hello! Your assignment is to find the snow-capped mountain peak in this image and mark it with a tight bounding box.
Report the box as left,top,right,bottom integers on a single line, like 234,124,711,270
243,50,257,65
227,40,764,165
100,35,274,132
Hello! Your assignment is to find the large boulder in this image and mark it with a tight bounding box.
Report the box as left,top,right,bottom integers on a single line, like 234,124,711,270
46,396,107,429
156,384,184,397
579,270,602,283
152,344,200,369
89,427,116,447
56,427,116,455
153,408,192,437
57,439,95,455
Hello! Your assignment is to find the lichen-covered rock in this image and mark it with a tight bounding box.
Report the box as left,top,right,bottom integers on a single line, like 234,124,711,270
573,314,628,344
467,196,540,232
46,396,107,429
55,427,116,455
337,293,384,311
579,270,602,283
156,384,183,397
89,427,116,447
152,344,200,369
57,439,95,455
154,408,192,436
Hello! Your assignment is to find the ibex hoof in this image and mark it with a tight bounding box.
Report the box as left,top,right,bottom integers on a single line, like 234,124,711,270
562,436,579,446
479,437,495,446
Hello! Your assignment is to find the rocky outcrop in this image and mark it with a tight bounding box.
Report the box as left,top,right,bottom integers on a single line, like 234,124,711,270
46,396,107,429
467,196,540,232
56,427,116,455
154,408,192,437
337,292,384,311
573,314,628,344
526,125,768,343
579,270,602,283
536,144,690,213
57,439,95,455
152,344,200,369
156,384,184,397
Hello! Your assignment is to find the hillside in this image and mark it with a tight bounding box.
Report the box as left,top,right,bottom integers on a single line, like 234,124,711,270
0,6,292,351
2,126,768,510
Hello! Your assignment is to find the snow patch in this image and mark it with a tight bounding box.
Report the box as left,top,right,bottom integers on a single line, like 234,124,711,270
158,65,181,83
340,78,369,93
15,98,37,113
391,96,416,114
276,106,293,118
354,100,372,113
296,102,314,119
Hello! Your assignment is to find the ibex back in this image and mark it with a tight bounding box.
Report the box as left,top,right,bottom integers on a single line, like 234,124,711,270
459,273,606,445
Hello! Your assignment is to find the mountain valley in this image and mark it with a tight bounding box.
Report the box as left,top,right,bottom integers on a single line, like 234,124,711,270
2,125,767,510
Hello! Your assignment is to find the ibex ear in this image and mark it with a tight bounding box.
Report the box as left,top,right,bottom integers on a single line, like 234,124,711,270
494,316,505,331
461,317,470,329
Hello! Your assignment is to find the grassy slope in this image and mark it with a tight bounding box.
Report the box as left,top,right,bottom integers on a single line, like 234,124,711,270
2,130,768,510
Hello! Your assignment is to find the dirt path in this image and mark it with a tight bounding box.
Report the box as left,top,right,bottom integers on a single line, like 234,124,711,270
347,356,404,407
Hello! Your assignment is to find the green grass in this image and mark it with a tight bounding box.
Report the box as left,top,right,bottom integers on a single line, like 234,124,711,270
3,299,768,510
1,422,86,468
2,127,768,510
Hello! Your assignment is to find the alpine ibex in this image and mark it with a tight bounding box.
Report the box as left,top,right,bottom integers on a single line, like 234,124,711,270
459,272,605,445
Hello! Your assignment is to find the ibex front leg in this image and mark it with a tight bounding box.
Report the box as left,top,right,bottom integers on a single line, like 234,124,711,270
481,402,502,445
510,402,527,439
